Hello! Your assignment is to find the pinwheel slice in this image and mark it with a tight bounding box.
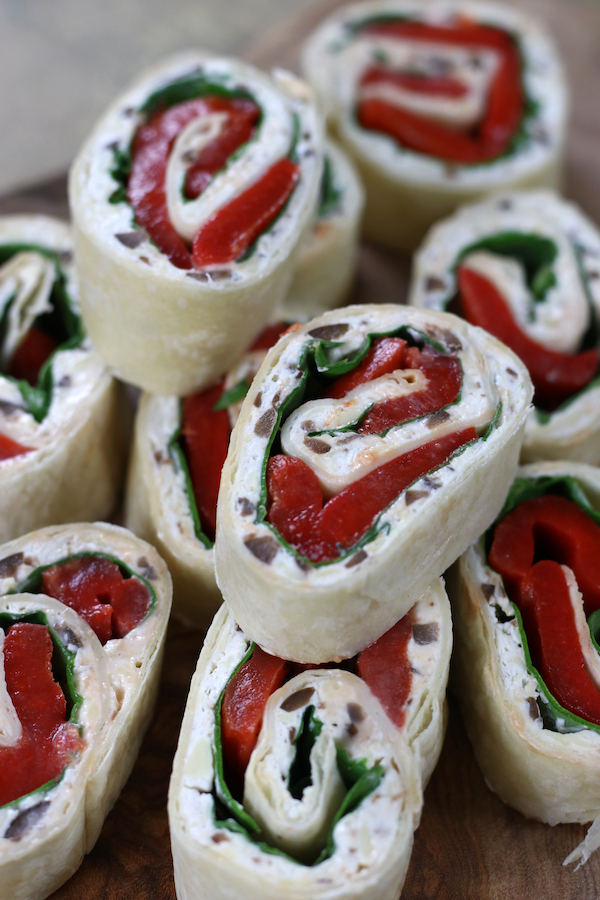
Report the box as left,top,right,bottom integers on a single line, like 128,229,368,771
69,52,323,395
301,0,567,250
169,580,450,900
215,304,532,663
410,190,600,464
281,140,364,320
0,522,171,896
125,322,289,628
0,216,128,543
451,461,600,866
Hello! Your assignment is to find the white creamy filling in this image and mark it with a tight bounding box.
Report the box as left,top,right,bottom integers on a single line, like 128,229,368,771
460,246,589,355
356,37,499,130
166,78,293,245
0,630,22,748
281,344,496,496
0,252,55,369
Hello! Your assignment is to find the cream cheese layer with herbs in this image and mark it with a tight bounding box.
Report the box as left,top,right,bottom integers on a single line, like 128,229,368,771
0,216,127,543
169,584,450,900
69,52,323,395
282,140,364,320
215,304,532,663
451,461,600,867
0,522,171,900
301,0,567,250
410,191,600,464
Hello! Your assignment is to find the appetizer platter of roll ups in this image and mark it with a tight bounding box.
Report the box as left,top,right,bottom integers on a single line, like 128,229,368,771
2,0,600,896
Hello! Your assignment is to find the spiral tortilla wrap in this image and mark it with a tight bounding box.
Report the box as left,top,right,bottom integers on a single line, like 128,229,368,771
125,392,221,627
0,216,128,543
69,53,323,395
451,461,600,849
169,582,450,900
301,0,567,250
0,523,172,860
124,325,289,627
215,304,532,663
410,190,600,464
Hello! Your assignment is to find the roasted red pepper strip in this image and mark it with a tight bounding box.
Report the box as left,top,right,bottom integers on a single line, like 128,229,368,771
41,557,151,644
0,623,81,807
0,433,32,461
221,646,289,794
7,327,58,386
356,615,413,727
128,96,260,269
490,495,600,726
192,158,300,267
184,100,260,200
325,337,407,399
358,344,462,434
458,266,599,410
182,382,230,542
362,20,515,50
181,325,290,542
357,21,522,163
361,66,468,98
517,560,600,726
489,495,600,617
267,428,477,562
322,337,461,433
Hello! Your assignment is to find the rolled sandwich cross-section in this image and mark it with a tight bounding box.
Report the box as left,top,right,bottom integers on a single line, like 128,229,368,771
0,216,127,543
169,582,451,900
301,0,567,250
216,304,532,663
125,322,289,627
0,521,172,900
451,461,600,866
410,191,600,463
281,140,364,321
70,53,323,395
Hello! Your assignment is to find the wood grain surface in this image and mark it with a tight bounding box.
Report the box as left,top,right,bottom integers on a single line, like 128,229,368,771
2,0,600,896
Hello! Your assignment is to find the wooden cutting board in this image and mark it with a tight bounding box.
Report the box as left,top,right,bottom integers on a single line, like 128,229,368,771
2,0,600,896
